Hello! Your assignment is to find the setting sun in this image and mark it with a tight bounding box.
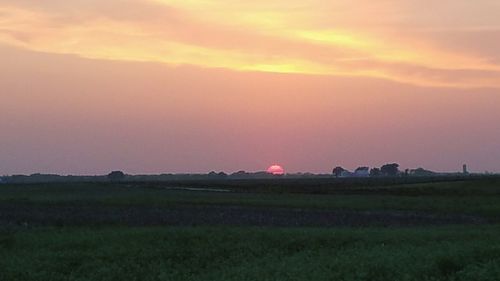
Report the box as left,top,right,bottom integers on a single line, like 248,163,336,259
267,165,285,175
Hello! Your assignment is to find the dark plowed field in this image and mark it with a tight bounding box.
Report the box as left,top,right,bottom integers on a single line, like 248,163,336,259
0,203,488,227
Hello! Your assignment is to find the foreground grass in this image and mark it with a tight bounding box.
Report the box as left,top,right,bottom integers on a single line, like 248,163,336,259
1,226,500,281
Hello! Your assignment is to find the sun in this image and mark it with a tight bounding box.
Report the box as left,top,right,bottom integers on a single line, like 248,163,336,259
267,164,285,175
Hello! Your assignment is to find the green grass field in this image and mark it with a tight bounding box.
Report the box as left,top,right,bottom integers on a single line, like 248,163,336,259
1,178,500,280
2,226,500,281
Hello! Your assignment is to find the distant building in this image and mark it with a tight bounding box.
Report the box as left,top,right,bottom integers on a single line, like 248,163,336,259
354,167,370,177
340,170,353,177
463,164,468,175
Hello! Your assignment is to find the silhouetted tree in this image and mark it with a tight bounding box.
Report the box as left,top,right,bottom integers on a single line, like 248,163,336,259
369,168,381,177
332,166,346,177
208,171,228,179
229,170,249,179
380,163,400,176
107,171,125,181
410,168,436,176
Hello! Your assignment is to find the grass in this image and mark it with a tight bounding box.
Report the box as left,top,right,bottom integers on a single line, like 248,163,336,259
1,226,500,281
1,178,500,218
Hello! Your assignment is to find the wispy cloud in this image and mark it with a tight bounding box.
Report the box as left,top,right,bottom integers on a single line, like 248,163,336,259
1,0,499,88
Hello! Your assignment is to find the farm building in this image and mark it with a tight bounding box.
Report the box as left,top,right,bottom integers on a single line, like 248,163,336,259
354,167,370,177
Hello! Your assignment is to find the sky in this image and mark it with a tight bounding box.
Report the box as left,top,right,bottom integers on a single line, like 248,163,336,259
1,0,500,175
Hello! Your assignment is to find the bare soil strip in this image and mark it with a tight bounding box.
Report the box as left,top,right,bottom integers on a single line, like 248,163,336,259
0,203,488,227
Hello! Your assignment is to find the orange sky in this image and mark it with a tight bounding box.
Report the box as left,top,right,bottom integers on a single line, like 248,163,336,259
1,1,499,174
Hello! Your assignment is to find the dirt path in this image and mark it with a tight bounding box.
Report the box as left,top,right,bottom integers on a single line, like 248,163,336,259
0,203,489,227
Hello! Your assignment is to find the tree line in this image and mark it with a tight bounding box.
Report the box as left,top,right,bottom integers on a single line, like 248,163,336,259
332,163,400,177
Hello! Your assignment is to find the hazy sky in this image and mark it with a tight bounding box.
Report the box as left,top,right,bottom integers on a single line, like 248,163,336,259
1,1,499,174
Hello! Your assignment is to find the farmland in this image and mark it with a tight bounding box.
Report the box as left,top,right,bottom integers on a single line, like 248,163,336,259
1,177,500,280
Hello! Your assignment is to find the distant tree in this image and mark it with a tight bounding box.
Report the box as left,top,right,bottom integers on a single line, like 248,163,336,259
229,170,249,179
208,171,227,178
369,168,381,177
380,163,400,176
410,168,436,177
332,166,346,177
107,171,125,181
